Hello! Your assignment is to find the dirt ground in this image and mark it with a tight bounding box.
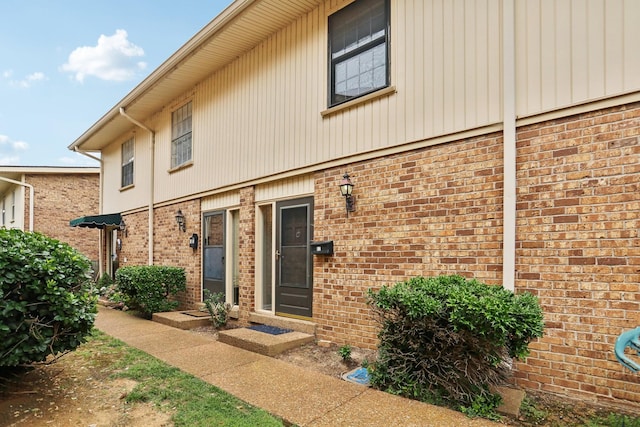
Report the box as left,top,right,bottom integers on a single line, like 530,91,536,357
1,324,637,427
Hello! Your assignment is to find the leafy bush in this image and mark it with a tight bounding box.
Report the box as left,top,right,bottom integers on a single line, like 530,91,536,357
0,229,97,366
203,289,231,328
115,265,186,317
367,275,544,414
338,345,352,361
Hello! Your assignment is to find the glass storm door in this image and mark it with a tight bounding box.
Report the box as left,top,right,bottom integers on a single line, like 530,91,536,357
275,197,313,318
203,211,225,298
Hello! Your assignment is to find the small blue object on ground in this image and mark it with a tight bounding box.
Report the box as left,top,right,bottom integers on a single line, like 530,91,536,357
342,367,371,386
247,324,293,335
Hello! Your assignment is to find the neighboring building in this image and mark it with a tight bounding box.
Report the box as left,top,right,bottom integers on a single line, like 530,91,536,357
69,0,640,409
0,166,100,269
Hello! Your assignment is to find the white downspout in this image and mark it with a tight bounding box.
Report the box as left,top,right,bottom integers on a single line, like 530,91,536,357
502,0,517,292
119,107,155,266
73,148,104,277
0,176,34,232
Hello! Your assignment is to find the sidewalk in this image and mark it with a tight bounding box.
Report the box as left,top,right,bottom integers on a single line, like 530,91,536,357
95,306,501,427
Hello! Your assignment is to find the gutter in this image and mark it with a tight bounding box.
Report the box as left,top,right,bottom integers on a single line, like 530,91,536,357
119,107,155,266
0,176,34,232
502,0,517,292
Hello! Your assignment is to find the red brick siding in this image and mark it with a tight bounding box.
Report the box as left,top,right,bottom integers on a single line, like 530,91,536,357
313,134,505,349
118,210,149,267
513,103,640,405
153,201,201,309
238,187,256,322
25,173,99,262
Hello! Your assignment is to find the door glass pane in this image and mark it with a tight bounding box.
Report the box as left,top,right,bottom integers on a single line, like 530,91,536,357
261,205,273,310
203,212,225,297
280,206,308,289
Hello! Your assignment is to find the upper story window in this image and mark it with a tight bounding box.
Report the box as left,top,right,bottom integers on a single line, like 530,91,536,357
328,0,390,107
11,190,15,221
121,137,134,188
171,101,193,169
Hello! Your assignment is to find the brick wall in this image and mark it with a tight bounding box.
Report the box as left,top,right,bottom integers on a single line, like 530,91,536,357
311,102,640,408
512,103,640,406
238,187,256,322
25,173,99,262
312,133,505,349
152,201,201,309
119,210,149,267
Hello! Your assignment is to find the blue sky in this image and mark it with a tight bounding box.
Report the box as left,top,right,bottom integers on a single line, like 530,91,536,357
0,0,232,167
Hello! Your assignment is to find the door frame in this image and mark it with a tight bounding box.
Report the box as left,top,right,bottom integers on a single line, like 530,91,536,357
275,196,314,319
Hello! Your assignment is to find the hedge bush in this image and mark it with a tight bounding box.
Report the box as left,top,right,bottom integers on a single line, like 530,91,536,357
0,229,97,366
115,265,186,317
367,275,544,414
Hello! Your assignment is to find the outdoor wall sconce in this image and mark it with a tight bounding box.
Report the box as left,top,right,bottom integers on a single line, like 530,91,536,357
339,173,355,214
119,219,127,237
175,209,186,232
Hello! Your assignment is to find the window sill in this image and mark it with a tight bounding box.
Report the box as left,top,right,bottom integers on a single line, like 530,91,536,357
119,184,134,192
321,85,396,118
168,160,194,174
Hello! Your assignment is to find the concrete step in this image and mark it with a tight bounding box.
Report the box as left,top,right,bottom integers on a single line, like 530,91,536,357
218,327,315,357
152,310,212,330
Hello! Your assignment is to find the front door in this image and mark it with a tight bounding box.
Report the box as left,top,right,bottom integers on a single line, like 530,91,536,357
275,197,314,318
203,211,225,298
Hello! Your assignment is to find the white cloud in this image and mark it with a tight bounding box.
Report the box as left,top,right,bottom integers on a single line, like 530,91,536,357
0,134,29,151
0,134,29,165
0,155,20,165
61,29,147,83
2,70,47,88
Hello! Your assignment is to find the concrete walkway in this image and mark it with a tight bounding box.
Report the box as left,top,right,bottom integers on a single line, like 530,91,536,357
95,306,501,427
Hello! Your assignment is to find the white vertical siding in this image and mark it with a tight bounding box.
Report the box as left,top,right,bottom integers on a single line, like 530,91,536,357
104,0,640,210
201,192,241,211
149,0,502,204
516,0,640,116
255,175,314,202
102,132,151,214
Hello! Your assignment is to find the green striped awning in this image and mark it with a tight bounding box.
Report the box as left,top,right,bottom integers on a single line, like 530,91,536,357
69,213,122,229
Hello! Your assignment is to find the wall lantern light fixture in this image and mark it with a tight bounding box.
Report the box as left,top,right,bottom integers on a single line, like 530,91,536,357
175,209,186,232
119,219,127,237
339,173,355,214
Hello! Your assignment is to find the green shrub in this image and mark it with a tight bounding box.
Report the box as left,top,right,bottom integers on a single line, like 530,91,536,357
0,229,97,366
115,265,186,317
367,275,544,414
338,345,352,361
203,289,231,328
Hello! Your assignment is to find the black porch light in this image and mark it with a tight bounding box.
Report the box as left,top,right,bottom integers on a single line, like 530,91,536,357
175,209,186,232
339,173,355,214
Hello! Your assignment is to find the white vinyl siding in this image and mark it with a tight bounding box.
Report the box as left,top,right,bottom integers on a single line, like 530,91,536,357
98,0,640,213
515,0,640,116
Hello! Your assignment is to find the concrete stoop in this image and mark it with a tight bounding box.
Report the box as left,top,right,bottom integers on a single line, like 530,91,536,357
218,327,315,356
152,310,211,330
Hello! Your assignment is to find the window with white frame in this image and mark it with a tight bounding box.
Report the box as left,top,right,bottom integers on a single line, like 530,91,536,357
171,101,192,168
11,190,15,222
121,137,134,188
328,0,390,107
1,198,5,226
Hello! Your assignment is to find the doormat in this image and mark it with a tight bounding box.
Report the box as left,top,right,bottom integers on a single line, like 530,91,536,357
342,367,371,386
247,324,293,335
